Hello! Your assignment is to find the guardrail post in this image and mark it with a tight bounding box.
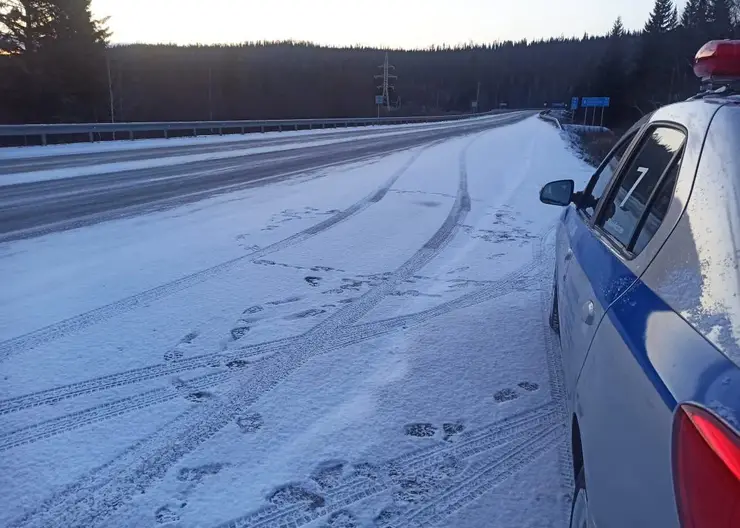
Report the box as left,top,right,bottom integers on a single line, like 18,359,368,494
294,124,298,131
192,128,197,137
41,133,47,146
278,125,282,132
240,127,245,134
309,123,312,130
261,125,265,133
130,130,134,140
164,129,168,139
89,131,94,143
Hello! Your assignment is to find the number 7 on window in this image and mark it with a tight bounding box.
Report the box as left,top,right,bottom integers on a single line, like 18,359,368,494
620,167,649,210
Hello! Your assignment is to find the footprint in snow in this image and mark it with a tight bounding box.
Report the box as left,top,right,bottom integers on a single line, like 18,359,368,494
236,412,264,433
230,326,250,340
225,359,249,369
185,390,213,403
374,507,402,527
311,460,346,489
154,505,183,524
267,296,303,306
177,463,227,483
268,484,325,509
285,308,327,320
494,388,519,403
518,381,540,392
305,276,322,287
442,422,465,440
404,423,437,438
163,331,200,362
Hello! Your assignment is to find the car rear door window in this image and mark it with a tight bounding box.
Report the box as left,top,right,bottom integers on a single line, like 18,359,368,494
597,126,686,251
581,133,635,217
631,161,680,254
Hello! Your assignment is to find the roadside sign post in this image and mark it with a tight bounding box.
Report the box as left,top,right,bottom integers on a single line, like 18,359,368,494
375,95,384,118
581,97,610,127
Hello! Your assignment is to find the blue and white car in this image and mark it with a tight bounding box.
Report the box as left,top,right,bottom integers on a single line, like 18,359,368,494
539,40,740,528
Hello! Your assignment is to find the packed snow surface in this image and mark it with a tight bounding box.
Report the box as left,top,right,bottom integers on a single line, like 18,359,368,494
0,117,593,527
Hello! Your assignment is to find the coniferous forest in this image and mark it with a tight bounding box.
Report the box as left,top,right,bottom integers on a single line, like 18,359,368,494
1,0,738,128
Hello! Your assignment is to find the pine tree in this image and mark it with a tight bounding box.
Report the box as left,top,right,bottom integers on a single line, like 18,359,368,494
0,0,109,122
0,0,57,54
610,16,625,38
709,0,734,38
644,0,678,34
669,6,679,29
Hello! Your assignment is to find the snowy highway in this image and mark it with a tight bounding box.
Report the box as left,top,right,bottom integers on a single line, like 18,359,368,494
0,114,528,241
0,115,594,527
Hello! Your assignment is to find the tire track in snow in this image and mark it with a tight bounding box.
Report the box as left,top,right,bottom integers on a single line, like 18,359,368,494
0,144,431,363
0,371,233,452
537,241,574,521
0,225,552,432
0,337,296,415
217,405,561,528
8,132,481,528
396,423,564,527
0,260,541,448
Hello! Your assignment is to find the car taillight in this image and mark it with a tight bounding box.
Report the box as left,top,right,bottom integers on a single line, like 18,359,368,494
673,404,740,527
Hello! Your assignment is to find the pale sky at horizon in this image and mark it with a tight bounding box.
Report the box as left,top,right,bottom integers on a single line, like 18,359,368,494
92,0,690,49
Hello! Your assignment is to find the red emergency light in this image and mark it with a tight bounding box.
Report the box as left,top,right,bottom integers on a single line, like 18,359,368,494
694,40,740,79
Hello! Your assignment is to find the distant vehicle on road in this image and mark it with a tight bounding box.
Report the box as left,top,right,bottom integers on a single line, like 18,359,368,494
539,40,740,528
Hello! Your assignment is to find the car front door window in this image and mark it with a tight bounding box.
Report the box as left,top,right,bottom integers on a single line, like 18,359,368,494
580,134,635,217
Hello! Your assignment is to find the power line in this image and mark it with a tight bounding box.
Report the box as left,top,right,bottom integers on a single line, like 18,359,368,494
374,52,397,112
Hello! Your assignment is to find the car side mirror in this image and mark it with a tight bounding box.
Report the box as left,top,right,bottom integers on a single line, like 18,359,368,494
540,179,574,206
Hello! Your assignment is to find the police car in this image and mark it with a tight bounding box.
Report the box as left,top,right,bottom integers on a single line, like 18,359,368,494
539,40,740,528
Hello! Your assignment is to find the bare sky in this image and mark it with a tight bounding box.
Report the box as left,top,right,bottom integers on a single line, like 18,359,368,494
93,0,688,48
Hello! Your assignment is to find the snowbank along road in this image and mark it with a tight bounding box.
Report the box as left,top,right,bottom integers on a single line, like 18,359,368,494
0,114,595,527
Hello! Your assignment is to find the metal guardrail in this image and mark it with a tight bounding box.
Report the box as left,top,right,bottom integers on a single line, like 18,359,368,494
538,110,563,130
0,110,514,146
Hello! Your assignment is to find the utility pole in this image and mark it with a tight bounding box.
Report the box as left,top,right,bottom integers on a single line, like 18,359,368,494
374,52,397,112
106,51,115,123
208,66,214,121
475,81,481,113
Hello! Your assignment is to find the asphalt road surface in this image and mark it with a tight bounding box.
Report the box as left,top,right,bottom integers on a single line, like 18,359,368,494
0,112,530,241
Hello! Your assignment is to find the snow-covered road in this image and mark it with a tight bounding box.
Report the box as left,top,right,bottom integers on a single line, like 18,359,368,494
0,116,594,527
0,113,528,241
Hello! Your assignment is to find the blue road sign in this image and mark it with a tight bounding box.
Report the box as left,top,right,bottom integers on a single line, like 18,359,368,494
581,96,610,108
375,95,384,105
571,97,579,110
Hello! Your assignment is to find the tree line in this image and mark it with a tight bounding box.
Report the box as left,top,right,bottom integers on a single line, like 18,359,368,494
1,0,738,127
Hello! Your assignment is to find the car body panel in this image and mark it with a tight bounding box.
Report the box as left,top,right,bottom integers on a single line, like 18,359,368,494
578,273,739,527
553,98,740,527
558,208,634,396
645,103,740,369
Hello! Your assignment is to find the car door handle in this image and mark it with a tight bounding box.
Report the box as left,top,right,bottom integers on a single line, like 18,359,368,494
582,301,595,325
564,248,574,261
